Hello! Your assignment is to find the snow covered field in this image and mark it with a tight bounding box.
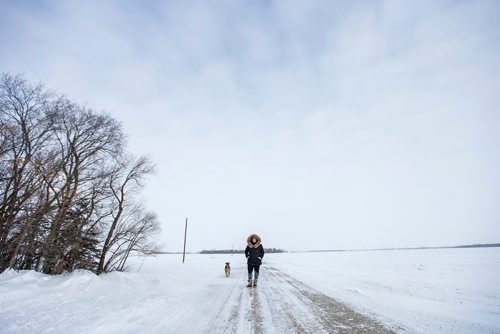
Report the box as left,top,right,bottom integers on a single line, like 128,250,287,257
271,247,500,333
0,247,498,333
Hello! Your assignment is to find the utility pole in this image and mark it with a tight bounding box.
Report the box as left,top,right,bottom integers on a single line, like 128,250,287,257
182,217,188,264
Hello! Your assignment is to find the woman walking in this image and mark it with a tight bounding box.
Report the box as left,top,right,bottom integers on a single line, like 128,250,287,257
245,234,264,287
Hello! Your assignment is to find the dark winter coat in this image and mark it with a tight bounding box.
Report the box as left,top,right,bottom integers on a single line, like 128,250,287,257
245,234,264,265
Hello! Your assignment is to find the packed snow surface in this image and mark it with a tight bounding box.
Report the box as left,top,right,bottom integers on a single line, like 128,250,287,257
0,247,498,333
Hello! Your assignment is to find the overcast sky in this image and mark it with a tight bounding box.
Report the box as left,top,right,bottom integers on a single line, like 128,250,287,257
1,0,499,252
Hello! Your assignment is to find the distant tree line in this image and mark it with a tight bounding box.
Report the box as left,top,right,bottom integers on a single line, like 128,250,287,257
0,73,160,275
200,248,286,254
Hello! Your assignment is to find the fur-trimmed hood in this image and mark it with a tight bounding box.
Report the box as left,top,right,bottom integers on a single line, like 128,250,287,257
247,234,262,248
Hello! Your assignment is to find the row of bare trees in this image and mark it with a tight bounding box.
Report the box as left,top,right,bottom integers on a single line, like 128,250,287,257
0,73,160,275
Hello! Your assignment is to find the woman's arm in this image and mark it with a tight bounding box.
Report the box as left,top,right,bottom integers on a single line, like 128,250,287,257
259,245,265,259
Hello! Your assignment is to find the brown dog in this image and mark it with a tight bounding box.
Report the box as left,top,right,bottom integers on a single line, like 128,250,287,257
225,262,231,277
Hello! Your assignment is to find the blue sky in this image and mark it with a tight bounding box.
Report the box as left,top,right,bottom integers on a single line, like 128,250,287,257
1,0,499,251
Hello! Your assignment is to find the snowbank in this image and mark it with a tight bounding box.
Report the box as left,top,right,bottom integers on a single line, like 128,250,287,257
0,255,236,333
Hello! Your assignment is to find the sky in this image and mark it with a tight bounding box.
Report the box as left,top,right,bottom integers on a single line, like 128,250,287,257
1,0,499,252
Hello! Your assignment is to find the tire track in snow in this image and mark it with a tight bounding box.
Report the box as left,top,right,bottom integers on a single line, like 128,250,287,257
263,266,331,333
263,266,396,333
249,285,263,333
206,278,242,333
207,264,254,334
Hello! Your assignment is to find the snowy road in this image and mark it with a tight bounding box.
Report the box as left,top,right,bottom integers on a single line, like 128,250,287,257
195,264,396,333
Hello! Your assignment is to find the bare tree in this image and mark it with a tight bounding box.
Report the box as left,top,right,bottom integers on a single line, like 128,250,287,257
41,102,124,274
97,156,155,274
0,73,161,275
0,74,54,269
103,204,160,272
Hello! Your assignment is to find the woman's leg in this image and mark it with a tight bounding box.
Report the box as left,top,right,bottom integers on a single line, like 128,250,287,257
247,263,253,281
254,264,260,284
